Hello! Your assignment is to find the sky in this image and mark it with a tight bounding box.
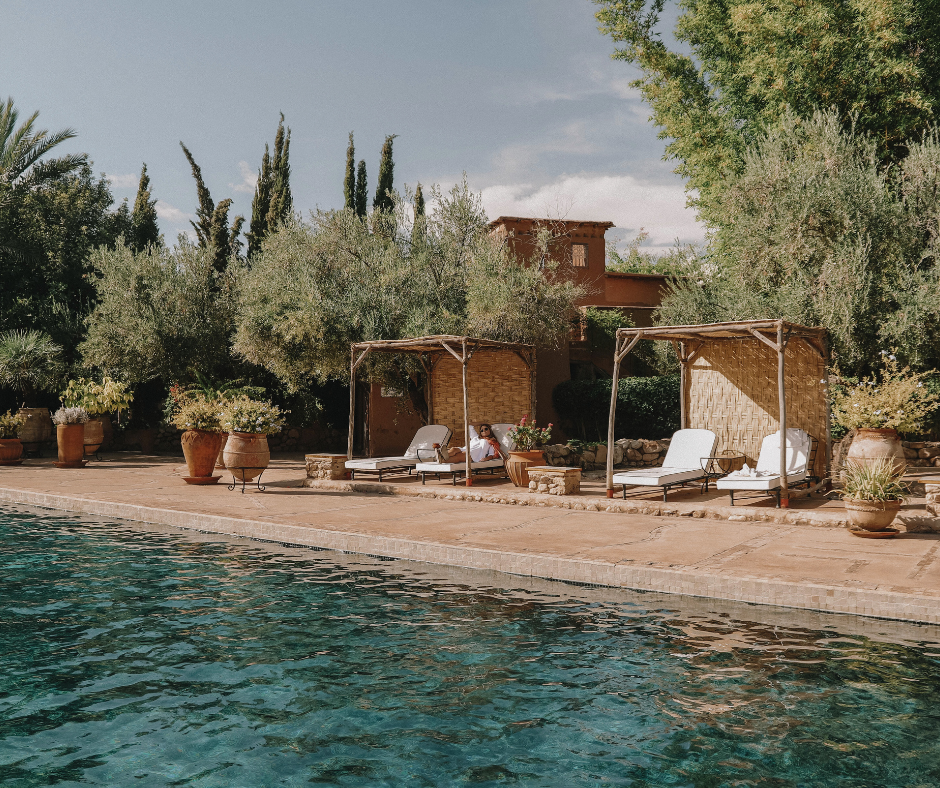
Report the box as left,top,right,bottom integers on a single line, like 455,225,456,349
3,0,702,252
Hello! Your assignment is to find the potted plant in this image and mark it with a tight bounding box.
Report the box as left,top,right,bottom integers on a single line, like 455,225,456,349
831,353,939,472
505,415,553,487
0,330,64,454
52,406,89,468
169,394,225,484
842,457,909,534
60,377,134,456
0,410,25,465
219,396,286,484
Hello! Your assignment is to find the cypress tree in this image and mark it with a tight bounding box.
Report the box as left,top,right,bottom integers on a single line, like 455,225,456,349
266,114,292,229
179,142,214,247
373,134,397,213
411,182,426,246
130,163,160,252
208,198,234,275
247,145,271,259
354,160,368,217
343,132,356,211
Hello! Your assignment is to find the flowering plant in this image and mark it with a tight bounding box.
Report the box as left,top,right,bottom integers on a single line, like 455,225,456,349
0,410,24,439
219,396,286,436
831,354,938,433
61,377,133,417
169,394,222,432
507,415,553,451
52,407,89,425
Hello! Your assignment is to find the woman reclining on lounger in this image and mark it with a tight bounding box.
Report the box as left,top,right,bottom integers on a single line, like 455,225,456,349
446,423,503,463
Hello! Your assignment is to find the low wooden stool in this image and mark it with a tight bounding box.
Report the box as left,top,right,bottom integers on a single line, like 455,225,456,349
527,466,581,495
305,453,348,481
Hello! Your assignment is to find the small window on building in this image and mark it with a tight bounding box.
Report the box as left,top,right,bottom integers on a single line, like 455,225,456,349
572,243,588,268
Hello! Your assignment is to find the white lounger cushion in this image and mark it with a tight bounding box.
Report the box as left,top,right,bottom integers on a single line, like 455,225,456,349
415,458,505,473
346,424,452,470
615,429,718,489
716,429,811,490
612,468,705,487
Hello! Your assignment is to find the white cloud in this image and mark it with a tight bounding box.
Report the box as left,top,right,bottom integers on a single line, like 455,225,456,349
480,174,705,249
106,173,137,189
231,160,257,194
155,200,192,225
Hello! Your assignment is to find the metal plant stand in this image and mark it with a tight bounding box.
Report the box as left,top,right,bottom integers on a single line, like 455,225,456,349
228,468,266,493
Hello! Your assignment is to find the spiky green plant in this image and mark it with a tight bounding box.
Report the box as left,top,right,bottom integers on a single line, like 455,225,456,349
842,458,909,502
0,330,64,406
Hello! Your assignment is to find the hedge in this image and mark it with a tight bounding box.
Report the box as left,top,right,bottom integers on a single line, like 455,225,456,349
552,375,680,441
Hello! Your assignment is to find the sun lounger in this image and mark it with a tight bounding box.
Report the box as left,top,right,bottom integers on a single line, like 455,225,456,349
415,423,515,484
612,429,718,502
716,429,814,507
345,424,452,480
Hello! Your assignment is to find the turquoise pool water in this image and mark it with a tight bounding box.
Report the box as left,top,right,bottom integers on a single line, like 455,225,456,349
2,507,940,787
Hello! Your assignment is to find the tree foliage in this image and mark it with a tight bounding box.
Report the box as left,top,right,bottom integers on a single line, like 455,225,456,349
373,134,397,213
656,110,940,375
343,132,356,212
130,163,160,251
354,160,368,217
79,240,238,383
595,0,940,218
233,179,584,390
245,115,292,259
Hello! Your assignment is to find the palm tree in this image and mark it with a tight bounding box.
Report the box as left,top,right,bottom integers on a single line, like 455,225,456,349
0,96,86,194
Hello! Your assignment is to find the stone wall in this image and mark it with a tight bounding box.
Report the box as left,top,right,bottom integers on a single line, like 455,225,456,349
541,438,671,471
902,440,940,467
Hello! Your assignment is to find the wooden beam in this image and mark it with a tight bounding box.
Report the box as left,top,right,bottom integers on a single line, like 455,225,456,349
748,327,780,353
800,336,826,359
615,331,644,362
605,348,622,497
462,338,472,486
347,347,356,461
351,347,371,372
822,335,833,485
440,341,464,364
777,321,789,506
685,342,704,366
679,342,688,429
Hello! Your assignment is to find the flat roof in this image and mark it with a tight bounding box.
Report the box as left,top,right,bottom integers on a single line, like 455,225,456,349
489,216,615,229
617,319,827,342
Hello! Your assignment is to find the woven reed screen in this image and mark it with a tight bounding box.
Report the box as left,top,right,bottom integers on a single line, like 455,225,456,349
430,351,533,439
687,339,827,480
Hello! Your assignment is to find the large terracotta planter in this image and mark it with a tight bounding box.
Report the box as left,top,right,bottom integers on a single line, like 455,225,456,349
846,428,906,474
17,407,52,453
506,450,546,487
55,424,86,468
180,429,225,482
844,498,902,531
0,438,23,465
84,416,112,455
222,432,270,482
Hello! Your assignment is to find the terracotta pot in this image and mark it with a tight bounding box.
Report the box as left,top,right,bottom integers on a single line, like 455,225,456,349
222,432,270,482
506,449,546,487
83,416,113,454
216,432,228,469
17,407,53,451
846,428,906,474
0,438,23,465
181,429,225,479
56,423,86,467
844,498,902,531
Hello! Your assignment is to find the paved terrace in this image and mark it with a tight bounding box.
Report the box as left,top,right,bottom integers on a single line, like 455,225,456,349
1,453,939,626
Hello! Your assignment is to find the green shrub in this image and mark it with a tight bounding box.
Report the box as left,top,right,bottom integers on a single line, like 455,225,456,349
552,375,680,441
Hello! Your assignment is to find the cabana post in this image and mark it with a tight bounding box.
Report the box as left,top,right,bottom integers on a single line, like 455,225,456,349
604,320,830,506
347,335,536,487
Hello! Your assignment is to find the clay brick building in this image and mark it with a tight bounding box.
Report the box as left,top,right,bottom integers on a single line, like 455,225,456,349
362,216,670,455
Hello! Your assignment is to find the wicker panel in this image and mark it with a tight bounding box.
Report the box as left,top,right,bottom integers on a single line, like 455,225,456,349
431,351,533,439
687,339,828,480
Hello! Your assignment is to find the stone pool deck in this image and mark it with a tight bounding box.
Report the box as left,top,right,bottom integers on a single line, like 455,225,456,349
2,453,940,626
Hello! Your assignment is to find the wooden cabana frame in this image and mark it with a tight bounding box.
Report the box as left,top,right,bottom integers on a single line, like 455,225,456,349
604,320,831,506
348,335,536,485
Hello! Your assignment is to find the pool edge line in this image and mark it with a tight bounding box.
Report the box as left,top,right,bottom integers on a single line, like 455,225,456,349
1,484,937,626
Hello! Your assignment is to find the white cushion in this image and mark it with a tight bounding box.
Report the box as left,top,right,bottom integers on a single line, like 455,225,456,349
613,468,705,487
404,424,452,458
415,458,505,472
490,423,517,453
345,456,421,471
754,428,810,475
717,470,807,490
661,429,718,469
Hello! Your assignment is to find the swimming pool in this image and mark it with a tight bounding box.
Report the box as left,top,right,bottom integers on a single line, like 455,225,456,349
2,505,940,786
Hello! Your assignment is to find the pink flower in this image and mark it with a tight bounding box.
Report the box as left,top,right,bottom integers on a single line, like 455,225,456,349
520,415,528,424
